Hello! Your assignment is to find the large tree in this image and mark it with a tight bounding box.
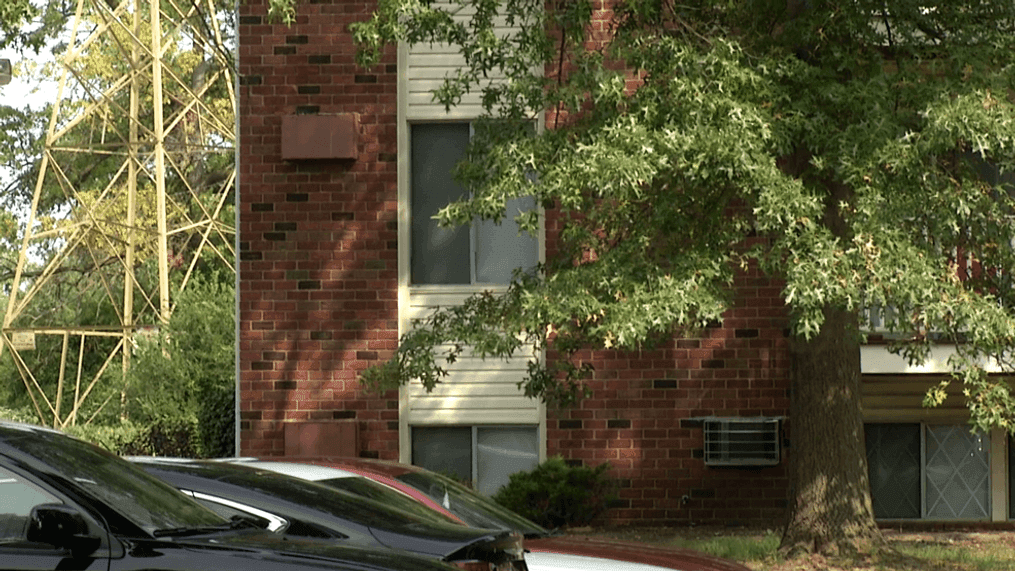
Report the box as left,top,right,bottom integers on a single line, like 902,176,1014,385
348,0,1014,556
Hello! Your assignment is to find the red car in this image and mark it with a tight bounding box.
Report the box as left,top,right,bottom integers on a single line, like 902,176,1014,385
220,458,752,571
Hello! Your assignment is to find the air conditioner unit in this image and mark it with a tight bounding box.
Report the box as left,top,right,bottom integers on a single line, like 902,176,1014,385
703,417,781,467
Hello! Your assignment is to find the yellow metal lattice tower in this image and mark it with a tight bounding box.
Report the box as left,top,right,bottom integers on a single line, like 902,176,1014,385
1,0,235,428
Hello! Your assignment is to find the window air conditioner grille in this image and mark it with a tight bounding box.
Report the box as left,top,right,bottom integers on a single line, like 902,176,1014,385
703,418,781,466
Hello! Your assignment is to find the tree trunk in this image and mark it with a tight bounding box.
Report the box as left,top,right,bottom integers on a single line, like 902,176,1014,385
780,305,886,556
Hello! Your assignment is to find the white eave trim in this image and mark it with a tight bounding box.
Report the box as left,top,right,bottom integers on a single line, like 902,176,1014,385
861,344,1007,374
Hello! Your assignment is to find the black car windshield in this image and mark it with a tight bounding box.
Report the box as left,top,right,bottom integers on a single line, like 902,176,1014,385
318,477,459,526
3,426,227,534
395,472,548,537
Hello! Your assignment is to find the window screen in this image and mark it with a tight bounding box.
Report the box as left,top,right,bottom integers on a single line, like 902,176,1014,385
474,196,538,283
1009,433,1015,519
866,423,991,520
476,426,539,495
866,423,921,519
412,426,472,484
924,425,989,519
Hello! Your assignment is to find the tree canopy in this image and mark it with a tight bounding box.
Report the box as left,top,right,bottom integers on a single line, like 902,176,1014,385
0,0,72,54
354,0,1015,414
346,0,1015,555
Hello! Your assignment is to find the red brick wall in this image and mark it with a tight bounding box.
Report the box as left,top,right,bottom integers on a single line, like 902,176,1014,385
544,256,791,526
238,0,401,460
238,0,791,526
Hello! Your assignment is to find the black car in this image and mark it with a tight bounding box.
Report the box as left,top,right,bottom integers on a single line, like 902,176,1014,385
131,458,526,571
0,420,468,571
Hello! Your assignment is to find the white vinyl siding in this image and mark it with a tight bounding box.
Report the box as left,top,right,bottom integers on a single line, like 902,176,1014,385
404,2,517,119
403,289,541,426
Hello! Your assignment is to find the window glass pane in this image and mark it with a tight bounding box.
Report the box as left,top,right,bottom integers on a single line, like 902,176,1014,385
412,426,472,484
476,426,539,496
321,477,458,525
475,196,538,284
411,123,471,284
0,466,60,542
193,498,274,530
865,423,920,518
396,470,548,536
924,425,990,519
8,427,224,533
967,152,1015,193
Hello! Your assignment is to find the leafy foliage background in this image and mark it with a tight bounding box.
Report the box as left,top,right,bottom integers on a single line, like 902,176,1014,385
122,272,236,457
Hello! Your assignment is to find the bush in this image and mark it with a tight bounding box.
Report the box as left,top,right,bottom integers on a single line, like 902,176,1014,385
0,411,205,457
124,272,235,457
65,418,205,457
0,406,38,423
492,456,617,529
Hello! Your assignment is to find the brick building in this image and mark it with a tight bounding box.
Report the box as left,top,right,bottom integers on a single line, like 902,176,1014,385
237,1,1010,525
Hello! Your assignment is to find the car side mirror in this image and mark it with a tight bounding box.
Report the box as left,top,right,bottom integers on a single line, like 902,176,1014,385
26,504,102,557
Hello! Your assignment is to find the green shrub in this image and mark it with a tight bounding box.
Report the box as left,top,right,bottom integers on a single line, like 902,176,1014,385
0,411,205,457
0,406,39,423
64,421,146,453
492,456,617,529
124,272,235,457
65,418,204,457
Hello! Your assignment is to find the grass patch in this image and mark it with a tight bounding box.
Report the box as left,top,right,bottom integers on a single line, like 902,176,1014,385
890,537,1015,571
666,529,781,563
575,527,1015,571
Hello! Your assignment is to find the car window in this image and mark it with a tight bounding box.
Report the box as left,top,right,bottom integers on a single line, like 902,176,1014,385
0,465,60,543
189,490,340,540
319,477,459,525
396,472,548,537
218,471,447,531
190,495,280,531
4,428,226,534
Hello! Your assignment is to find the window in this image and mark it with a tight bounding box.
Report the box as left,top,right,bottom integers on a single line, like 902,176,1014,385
703,417,781,466
0,466,60,543
865,423,990,519
410,123,538,285
320,478,458,525
185,490,286,532
411,426,539,495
